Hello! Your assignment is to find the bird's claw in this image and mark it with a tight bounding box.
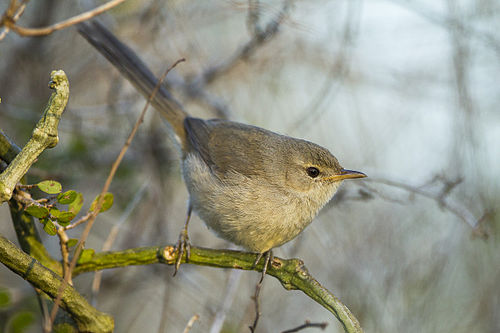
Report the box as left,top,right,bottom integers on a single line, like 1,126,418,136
253,251,272,284
173,228,191,276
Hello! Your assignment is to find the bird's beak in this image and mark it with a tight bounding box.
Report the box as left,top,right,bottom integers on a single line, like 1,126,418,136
324,169,367,182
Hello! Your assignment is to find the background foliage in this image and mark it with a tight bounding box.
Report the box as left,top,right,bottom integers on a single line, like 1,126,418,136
1,0,499,332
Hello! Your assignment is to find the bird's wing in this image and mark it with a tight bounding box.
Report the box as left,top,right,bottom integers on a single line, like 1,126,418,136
184,117,280,180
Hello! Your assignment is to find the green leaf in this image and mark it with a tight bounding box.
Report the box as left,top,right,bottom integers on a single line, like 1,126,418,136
50,209,75,225
77,248,95,264
24,205,49,219
57,190,77,204
41,219,57,236
56,212,75,223
37,180,62,194
0,288,11,308
67,238,78,248
68,192,84,215
8,311,34,333
90,192,114,213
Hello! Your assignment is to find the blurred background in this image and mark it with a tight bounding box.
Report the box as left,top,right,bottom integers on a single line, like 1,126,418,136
1,0,499,332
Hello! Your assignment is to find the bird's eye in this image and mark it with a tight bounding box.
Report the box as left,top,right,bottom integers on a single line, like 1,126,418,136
306,167,320,178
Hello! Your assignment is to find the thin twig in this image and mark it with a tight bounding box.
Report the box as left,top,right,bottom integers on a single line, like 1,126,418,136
46,58,186,332
182,314,200,333
176,0,289,119
356,182,406,204
199,0,290,85
0,0,29,41
0,0,28,41
56,229,72,285
91,181,149,306
63,212,92,230
5,0,125,37
281,320,328,333
35,289,50,331
389,0,500,57
249,277,264,333
363,177,485,236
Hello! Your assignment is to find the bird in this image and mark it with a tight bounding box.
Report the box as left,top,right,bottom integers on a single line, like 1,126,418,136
78,21,366,276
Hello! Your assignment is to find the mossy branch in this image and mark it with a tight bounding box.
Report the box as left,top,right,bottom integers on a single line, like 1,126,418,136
73,245,363,333
0,128,58,271
0,70,69,202
0,235,114,332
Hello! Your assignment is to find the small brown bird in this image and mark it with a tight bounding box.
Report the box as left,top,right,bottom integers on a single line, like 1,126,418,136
78,21,366,275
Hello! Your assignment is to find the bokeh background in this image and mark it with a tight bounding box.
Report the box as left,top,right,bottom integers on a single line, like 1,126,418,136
1,1,499,332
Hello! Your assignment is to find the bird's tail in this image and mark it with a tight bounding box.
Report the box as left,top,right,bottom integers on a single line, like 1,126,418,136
77,20,188,150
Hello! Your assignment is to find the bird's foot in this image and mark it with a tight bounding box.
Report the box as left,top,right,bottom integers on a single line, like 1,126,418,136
173,227,191,276
252,250,273,284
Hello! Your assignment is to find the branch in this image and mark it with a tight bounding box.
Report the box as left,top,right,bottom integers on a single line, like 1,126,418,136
0,70,69,202
0,0,27,41
0,235,114,332
197,0,291,85
3,0,125,37
362,177,487,238
1,101,74,328
73,245,363,333
0,130,21,165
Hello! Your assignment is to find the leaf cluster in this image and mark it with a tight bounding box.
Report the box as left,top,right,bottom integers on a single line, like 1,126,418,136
23,180,113,236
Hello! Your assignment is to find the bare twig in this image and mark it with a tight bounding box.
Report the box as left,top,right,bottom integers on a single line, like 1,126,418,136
62,212,92,231
362,176,486,237
281,320,328,333
56,229,72,285
0,0,28,41
389,0,500,57
35,290,51,331
176,0,290,119
201,1,290,85
182,314,200,333
354,182,405,204
46,58,186,332
4,0,125,37
91,181,149,306
249,277,264,333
